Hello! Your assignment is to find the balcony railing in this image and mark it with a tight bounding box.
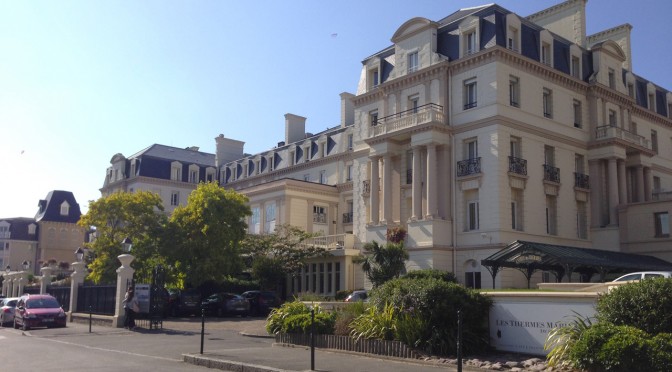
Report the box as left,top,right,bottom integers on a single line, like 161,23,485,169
543,164,560,183
406,169,413,184
362,180,370,196
300,233,355,250
595,125,650,149
313,213,327,224
370,103,444,137
457,157,481,177
574,172,590,189
342,212,353,224
508,156,527,175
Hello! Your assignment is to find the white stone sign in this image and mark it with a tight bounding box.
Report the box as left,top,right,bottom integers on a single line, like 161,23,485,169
488,293,597,356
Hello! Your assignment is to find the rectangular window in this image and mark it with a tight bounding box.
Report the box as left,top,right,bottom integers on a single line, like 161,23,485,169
465,30,477,55
608,68,616,89
577,201,587,239
409,95,419,113
628,83,634,98
465,271,481,289
463,78,477,110
335,263,341,292
544,145,555,166
466,138,478,159
289,151,295,165
327,263,332,294
313,205,327,223
319,170,326,184
321,143,327,158
347,134,353,150
652,130,658,153
171,166,181,181
251,207,261,234
630,121,638,135
189,170,198,183
546,196,557,235
265,203,276,233
541,42,551,65
511,189,523,231
654,212,670,237
608,110,617,127
575,154,585,174
510,136,521,158
571,56,580,78
654,176,661,193
407,51,418,73
369,68,379,88
170,191,179,206
649,93,655,110
507,27,518,52
319,263,325,293
303,174,310,182
369,110,379,126
269,156,274,171
468,201,479,231
346,164,353,181
543,88,553,118
509,76,520,107
312,264,317,292
573,100,582,128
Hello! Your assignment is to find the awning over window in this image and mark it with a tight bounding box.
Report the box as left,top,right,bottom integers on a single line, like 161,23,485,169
481,240,672,288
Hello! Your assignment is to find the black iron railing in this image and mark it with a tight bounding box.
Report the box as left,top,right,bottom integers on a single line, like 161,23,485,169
406,169,413,184
574,172,590,189
342,212,353,224
508,156,527,175
543,164,560,183
373,103,443,126
457,158,481,177
362,180,370,195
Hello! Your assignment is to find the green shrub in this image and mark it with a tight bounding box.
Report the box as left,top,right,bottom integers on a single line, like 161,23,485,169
544,312,594,368
266,301,310,334
597,278,672,334
650,333,672,371
370,277,492,355
282,312,336,334
335,290,351,301
403,269,457,283
333,301,369,336
349,302,397,341
394,310,429,349
570,323,657,371
295,293,329,302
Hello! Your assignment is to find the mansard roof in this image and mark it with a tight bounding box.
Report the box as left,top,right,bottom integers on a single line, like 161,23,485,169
34,190,82,224
0,217,39,241
129,144,216,167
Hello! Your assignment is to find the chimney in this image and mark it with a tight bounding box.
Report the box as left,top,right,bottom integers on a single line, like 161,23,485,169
214,134,245,167
340,92,355,127
285,114,306,144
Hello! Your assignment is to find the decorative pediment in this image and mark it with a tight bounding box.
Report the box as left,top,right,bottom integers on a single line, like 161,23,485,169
391,17,438,43
592,40,626,62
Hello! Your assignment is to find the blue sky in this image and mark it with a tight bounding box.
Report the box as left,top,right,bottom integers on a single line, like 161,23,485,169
1,0,671,218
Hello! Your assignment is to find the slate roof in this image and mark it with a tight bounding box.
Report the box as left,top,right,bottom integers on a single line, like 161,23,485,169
34,190,82,224
129,144,216,167
0,217,39,241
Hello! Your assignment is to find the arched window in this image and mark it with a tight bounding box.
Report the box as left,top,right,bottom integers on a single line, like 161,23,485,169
464,259,481,289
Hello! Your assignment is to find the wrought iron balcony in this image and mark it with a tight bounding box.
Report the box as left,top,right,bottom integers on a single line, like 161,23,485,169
457,157,481,177
342,212,353,224
300,233,355,250
313,213,327,223
406,169,413,184
508,156,527,175
362,180,370,196
370,103,444,137
574,172,590,189
543,164,560,183
595,125,650,149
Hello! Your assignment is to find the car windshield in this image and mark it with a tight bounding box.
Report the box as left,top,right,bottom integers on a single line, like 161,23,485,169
25,298,60,309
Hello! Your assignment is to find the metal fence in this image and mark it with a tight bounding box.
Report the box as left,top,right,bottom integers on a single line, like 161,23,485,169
77,284,116,315
47,286,71,312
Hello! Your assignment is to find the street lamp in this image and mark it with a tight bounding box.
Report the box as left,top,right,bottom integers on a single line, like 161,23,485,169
121,237,133,253
22,260,30,271
75,247,85,262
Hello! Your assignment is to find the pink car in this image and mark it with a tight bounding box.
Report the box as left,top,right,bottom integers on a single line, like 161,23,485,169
13,294,67,330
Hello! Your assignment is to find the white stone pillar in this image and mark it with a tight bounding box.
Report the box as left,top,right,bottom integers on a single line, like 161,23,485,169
11,273,20,297
17,272,27,297
412,146,422,220
426,143,437,219
381,154,392,224
636,165,645,202
68,262,87,315
370,157,380,224
618,160,627,205
114,254,135,328
608,158,619,225
40,266,54,294
1,274,8,296
589,160,602,227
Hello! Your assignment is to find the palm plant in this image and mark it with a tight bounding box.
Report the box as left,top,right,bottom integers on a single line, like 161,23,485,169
544,311,594,368
356,241,408,287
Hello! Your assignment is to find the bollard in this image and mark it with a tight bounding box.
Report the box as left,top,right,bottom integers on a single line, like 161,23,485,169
200,306,205,354
310,307,315,371
89,305,93,333
457,309,463,372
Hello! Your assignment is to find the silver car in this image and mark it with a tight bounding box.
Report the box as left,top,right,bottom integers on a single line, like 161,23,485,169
612,271,672,282
0,297,20,326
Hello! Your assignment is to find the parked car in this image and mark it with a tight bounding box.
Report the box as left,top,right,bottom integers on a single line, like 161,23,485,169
241,291,281,316
201,293,250,317
0,297,19,326
166,288,202,316
344,290,368,302
612,271,672,282
13,294,67,330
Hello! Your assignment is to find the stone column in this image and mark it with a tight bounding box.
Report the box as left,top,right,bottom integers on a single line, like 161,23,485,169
636,165,645,202
370,157,380,224
426,143,437,219
40,266,54,294
17,272,28,297
608,158,619,225
114,254,135,328
68,261,87,316
11,273,20,297
618,160,627,205
381,154,392,224
589,160,602,227
412,146,422,220
644,167,652,202
1,274,8,296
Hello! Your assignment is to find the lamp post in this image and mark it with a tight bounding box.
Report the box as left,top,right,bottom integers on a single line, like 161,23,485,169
22,260,30,271
115,237,135,328
121,237,133,253
18,261,30,296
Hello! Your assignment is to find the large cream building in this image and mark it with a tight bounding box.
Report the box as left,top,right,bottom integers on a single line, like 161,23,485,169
104,0,672,295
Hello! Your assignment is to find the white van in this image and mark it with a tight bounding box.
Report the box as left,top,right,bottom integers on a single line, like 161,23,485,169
612,271,672,282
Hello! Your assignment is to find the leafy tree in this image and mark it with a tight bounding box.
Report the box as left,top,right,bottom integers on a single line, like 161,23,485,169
355,241,408,287
166,182,251,287
241,224,328,291
78,191,166,284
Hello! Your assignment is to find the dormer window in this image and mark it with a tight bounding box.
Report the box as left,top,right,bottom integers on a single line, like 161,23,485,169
507,27,519,52
407,51,418,73
28,223,36,235
541,42,552,65
465,30,477,55
188,164,199,183
171,162,182,181
60,201,70,216
368,67,379,89
571,56,581,79
608,68,616,89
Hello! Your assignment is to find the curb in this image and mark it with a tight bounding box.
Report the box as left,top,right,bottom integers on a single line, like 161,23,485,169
239,331,274,339
183,354,293,372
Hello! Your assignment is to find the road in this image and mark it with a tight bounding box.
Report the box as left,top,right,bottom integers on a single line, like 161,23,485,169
0,316,271,371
